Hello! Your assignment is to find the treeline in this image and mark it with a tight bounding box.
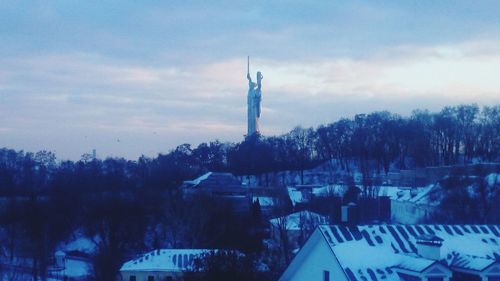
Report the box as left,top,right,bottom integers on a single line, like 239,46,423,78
159,103,500,181
0,152,266,280
1,104,498,195
230,104,499,179
0,104,498,280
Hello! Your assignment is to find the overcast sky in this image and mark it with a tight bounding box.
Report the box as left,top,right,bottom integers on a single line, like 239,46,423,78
1,1,500,160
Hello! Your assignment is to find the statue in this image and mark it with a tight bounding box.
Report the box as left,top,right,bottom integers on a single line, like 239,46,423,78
247,56,263,136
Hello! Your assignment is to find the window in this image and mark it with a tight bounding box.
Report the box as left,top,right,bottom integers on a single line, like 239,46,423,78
488,277,500,281
428,278,444,281
148,276,154,281
166,277,173,281
323,270,330,281
129,276,136,281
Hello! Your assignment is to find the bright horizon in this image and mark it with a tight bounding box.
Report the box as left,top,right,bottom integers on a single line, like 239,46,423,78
1,1,500,160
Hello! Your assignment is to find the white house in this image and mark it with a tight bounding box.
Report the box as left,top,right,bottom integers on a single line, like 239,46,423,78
280,224,500,281
120,249,214,281
388,185,436,224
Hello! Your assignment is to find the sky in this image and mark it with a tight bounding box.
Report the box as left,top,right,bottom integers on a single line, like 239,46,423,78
1,1,500,160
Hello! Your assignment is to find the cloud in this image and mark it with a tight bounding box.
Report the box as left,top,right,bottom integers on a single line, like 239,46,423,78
1,39,500,159
263,40,500,98
0,53,250,159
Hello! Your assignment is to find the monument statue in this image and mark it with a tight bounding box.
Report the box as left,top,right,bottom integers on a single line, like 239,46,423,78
247,56,263,136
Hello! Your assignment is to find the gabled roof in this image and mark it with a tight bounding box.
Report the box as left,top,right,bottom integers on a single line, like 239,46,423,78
120,249,214,272
318,225,500,281
183,172,213,186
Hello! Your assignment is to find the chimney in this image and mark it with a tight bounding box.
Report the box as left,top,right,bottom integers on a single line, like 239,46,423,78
341,202,357,224
54,250,66,269
415,234,443,260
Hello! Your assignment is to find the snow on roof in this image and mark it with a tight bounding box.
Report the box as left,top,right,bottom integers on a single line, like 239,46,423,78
269,210,328,230
287,187,306,206
253,196,274,207
182,172,242,189
58,235,98,255
390,184,437,205
312,184,345,197
396,254,436,272
448,254,498,271
183,172,213,186
486,173,499,187
376,185,402,198
120,249,215,272
309,184,435,202
318,224,500,281
55,250,66,257
389,173,499,208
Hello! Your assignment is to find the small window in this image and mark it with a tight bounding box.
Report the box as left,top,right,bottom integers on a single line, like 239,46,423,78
166,277,173,281
488,277,500,281
428,278,444,281
148,276,154,281
323,270,330,281
129,276,136,281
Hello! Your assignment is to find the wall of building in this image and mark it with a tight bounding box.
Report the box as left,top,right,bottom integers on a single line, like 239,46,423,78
391,200,434,224
120,270,183,281
280,230,347,281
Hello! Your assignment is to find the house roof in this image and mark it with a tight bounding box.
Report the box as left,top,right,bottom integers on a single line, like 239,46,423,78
270,210,328,230
287,187,307,206
120,249,214,272
391,173,499,206
448,254,499,272
318,225,500,281
183,172,213,186
182,172,242,189
387,184,436,204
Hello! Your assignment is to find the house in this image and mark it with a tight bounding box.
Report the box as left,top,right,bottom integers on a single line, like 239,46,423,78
269,210,329,250
287,184,347,206
120,249,214,281
181,172,246,197
390,173,499,224
0,250,91,281
280,224,500,281
390,185,437,224
181,172,250,212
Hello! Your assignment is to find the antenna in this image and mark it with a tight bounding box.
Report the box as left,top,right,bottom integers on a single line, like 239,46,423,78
247,56,250,75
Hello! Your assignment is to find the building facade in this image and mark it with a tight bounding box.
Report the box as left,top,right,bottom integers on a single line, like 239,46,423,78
280,224,500,281
120,249,213,281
